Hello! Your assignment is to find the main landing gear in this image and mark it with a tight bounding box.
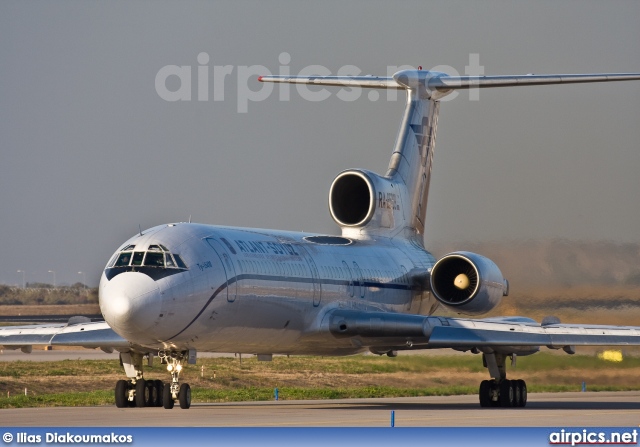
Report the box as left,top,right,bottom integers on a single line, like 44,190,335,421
115,378,165,408
478,352,528,408
114,350,192,409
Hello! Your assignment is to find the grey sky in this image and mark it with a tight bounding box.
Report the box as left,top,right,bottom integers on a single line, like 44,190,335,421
1,1,639,287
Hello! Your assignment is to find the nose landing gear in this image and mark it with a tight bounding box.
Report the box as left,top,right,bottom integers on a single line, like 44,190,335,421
159,351,191,410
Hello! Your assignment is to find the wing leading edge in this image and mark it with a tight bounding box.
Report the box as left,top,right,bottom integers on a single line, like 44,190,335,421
0,320,130,352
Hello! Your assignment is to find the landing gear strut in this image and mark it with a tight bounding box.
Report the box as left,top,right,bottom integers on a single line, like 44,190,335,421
478,352,528,408
159,350,191,410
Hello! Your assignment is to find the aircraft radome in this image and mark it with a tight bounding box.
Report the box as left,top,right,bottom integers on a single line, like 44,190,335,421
2,69,640,409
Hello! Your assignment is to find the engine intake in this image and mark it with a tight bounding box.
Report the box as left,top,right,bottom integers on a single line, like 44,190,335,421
329,171,375,227
430,251,507,316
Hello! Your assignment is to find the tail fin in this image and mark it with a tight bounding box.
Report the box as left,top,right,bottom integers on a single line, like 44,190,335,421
260,70,640,241
385,89,439,236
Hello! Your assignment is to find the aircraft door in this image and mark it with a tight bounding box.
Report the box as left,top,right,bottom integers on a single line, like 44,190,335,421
400,265,411,310
204,238,238,303
352,261,365,298
400,265,409,285
298,244,321,307
342,260,354,297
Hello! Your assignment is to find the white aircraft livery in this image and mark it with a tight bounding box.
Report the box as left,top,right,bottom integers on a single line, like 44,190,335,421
2,69,640,409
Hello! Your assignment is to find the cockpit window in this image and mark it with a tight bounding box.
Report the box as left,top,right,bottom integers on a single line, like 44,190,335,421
115,252,132,267
147,245,162,251
106,253,119,268
144,252,164,267
173,254,187,269
165,253,176,268
132,252,145,266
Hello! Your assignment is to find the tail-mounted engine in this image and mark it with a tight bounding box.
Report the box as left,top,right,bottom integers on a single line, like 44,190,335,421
430,251,509,316
329,169,405,233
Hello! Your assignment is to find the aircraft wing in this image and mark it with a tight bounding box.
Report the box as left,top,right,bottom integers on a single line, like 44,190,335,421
0,319,130,353
326,310,640,353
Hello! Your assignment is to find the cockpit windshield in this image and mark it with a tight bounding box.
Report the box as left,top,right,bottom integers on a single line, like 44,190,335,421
108,245,188,269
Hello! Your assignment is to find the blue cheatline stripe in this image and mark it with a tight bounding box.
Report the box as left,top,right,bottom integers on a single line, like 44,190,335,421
164,273,413,342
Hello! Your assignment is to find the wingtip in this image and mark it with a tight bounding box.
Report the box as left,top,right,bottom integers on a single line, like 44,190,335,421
258,76,263,82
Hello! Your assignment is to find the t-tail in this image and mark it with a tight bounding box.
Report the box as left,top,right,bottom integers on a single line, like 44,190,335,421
260,70,640,245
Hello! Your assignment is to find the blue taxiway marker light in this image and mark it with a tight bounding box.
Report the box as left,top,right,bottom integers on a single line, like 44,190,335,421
391,410,395,427
274,387,279,401
582,381,586,392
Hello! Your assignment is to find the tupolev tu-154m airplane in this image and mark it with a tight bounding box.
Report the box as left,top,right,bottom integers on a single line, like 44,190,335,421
2,69,640,410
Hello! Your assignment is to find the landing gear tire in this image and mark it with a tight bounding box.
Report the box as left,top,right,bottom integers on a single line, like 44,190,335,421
499,379,514,407
479,380,492,407
146,381,156,407
178,383,191,409
155,380,164,407
163,383,174,409
115,380,128,408
517,379,527,407
135,379,148,408
513,380,522,407
490,381,500,407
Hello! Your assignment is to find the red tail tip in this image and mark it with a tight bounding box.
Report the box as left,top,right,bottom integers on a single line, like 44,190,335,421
258,76,264,82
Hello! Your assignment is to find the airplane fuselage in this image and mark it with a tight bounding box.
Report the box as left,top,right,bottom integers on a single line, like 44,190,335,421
99,222,438,356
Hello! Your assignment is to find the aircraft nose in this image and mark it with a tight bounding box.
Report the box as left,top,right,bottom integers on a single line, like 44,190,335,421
100,272,161,342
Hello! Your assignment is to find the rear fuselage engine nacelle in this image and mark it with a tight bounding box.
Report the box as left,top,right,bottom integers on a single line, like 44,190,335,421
430,251,509,316
329,169,403,231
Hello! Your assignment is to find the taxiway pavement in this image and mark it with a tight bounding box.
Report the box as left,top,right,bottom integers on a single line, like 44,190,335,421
1,392,639,427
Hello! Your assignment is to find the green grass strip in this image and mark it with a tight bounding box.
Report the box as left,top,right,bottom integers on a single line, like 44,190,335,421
2,384,640,409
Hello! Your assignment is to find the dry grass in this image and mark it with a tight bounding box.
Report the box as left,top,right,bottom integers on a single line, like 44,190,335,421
0,304,100,317
2,353,640,400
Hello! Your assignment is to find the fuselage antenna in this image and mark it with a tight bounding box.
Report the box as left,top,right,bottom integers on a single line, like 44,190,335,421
138,224,143,236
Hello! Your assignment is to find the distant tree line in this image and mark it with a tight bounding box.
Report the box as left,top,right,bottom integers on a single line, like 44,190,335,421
0,283,98,305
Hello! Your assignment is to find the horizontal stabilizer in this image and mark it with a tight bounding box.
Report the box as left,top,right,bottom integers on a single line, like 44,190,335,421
259,75,401,89
427,72,640,91
260,71,640,96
